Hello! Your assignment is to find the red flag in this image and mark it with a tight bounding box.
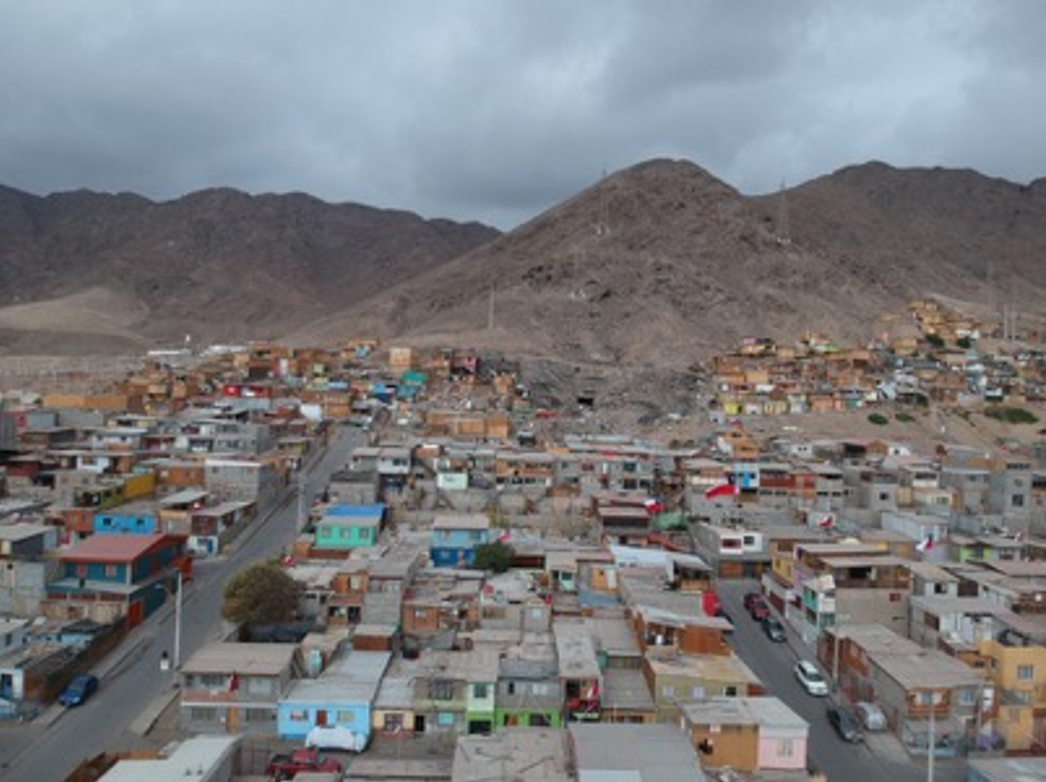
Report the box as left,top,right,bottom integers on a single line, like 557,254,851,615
819,515,834,529
228,672,240,692
705,482,738,500
916,535,934,553
644,498,665,515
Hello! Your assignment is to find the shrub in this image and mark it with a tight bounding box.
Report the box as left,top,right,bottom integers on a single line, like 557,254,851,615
925,333,945,349
473,541,516,574
896,412,915,423
868,413,889,426
985,407,1039,425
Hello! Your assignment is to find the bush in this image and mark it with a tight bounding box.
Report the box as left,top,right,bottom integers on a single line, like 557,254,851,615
473,541,515,574
985,407,1039,425
868,413,889,426
925,333,945,349
895,412,915,423
956,336,972,349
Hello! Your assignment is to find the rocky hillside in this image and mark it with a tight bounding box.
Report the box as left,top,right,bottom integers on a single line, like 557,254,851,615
298,159,1046,368
0,185,499,353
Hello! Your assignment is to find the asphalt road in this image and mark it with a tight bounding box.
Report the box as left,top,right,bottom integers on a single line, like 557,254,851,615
0,424,365,782
716,579,967,782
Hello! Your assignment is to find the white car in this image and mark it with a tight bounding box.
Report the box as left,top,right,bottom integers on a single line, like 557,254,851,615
794,661,829,696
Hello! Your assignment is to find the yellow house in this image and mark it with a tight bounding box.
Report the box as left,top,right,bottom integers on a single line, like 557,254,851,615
979,623,1046,751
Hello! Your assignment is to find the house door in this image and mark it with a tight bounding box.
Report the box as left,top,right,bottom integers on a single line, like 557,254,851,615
414,714,425,733
127,599,144,627
317,709,328,727
226,707,239,734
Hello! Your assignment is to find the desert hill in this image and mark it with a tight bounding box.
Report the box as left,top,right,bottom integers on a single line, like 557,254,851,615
0,185,499,352
2,158,1045,376
293,159,1046,369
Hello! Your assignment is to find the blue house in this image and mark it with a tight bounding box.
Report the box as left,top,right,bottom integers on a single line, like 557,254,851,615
430,513,491,568
277,650,391,747
93,502,160,535
49,533,186,627
314,504,386,551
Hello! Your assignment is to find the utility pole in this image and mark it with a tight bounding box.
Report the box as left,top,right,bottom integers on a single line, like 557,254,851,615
927,703,935,782
488,284,496,332
173,569,182,670
297,470,307,532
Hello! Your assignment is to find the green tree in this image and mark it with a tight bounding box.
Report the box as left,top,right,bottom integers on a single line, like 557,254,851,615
473,541,515,574
222,563,302,626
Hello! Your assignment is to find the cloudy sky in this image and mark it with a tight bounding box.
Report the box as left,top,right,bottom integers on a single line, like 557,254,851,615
1,1,1043,229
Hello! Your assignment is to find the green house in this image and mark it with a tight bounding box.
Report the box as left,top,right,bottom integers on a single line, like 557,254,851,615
314,503,385,550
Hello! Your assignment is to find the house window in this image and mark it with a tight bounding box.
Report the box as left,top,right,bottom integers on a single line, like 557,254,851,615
358,528,371,541
1018,664,1035,681
438,712,455,726
473,683,489,699
1012,495,1025,508
957,689,977,707
431,680,454,700
336,711,355,724
724,686,738,697
384,713,404,731
663,685,675,698
190,708,215,722
76,564,88,578
104,564,118,578
289,709,309,722
506,682,516,696
245,708,272,723
777,739,795,757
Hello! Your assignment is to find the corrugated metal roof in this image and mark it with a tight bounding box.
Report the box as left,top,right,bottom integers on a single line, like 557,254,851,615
61,533,170,562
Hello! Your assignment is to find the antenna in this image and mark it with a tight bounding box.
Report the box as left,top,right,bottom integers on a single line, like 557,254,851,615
776,180,791,246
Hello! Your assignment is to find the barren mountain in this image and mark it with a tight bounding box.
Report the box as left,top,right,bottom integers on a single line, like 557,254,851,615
0,185,499,353
3,158,1045,378
295,159,1046,368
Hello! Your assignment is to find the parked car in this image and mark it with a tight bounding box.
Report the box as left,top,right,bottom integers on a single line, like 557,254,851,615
854,701,887,731
761,616,786,642
306,724,369,752
743,592,770,620
266,747,343,781
58,673,99,707
793,661,829,696
742,592,763,610
827,705,864,742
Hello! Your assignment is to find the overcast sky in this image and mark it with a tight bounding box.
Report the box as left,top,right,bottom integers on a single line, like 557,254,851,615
1,1,1043,229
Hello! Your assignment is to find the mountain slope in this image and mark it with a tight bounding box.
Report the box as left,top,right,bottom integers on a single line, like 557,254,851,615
0,185,499,351
297,158,1046,365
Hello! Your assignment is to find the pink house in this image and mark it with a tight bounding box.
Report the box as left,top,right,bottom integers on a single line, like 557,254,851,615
682,696,810,772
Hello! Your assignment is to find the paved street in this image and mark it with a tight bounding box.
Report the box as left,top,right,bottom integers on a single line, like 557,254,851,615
716,579,967,782
0,424,364,782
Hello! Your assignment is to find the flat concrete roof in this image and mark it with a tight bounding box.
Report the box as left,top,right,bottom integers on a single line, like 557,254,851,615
180,641,298,676
570,723,707,782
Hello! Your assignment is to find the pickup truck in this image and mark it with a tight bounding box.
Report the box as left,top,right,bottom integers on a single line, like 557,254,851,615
266,747,343,780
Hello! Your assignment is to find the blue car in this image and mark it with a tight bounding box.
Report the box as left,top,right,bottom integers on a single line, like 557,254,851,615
58,674,99,707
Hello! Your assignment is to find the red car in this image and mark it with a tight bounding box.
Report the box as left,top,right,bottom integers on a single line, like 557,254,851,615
266,748,343,781
744,592,770,620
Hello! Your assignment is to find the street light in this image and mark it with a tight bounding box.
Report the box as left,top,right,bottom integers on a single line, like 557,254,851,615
155,569,183,675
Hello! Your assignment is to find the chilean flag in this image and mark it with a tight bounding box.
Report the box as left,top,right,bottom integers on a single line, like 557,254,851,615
916,534,935,553
705,481,738,500
644,498,665,515
819,515,834,529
